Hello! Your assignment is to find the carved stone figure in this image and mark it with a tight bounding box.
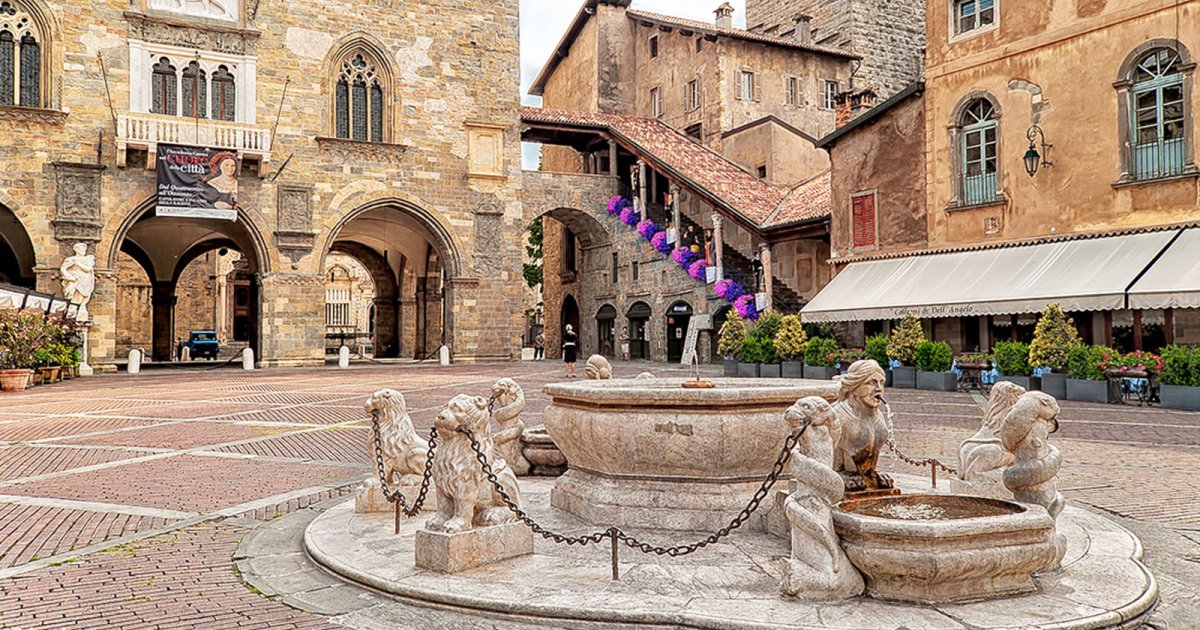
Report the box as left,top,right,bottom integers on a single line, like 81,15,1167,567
356,389,430,513
491,378,530,476
585,354,613,380
60,243,96,322
427,394,521,533
1000,392,1065,519
780,396,865,600
830,360,893,494
958,381,1023,483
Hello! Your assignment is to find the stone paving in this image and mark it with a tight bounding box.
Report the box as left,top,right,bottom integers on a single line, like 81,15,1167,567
0,363,1196,628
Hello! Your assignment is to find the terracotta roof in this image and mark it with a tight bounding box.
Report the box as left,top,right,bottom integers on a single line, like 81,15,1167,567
625,9,858,60
816,81,925,149
521,107,831,232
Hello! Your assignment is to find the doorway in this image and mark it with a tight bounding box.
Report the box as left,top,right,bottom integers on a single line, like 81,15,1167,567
627,301,651,360
666,301,693,363
596,304,616,358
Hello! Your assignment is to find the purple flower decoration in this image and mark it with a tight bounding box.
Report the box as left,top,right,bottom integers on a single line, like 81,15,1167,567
688,260,707,281
713,278,732,299
619,206,638,226
651,231,672,254
734,294,759,320
636,219,659,240
607,196,628,215
671,247,689,265
724,281,745,302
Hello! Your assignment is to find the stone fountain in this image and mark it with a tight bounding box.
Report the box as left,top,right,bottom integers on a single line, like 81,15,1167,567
295,368,1159,629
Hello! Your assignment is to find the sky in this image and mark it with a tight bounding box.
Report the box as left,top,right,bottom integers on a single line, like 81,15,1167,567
518,0,747,167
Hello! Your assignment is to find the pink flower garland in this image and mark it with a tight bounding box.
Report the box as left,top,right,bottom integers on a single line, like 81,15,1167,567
651,231,672,254
619,206,638,226
688,260,707,281
607,196,627,215
734,294,759,320
636,219,658,240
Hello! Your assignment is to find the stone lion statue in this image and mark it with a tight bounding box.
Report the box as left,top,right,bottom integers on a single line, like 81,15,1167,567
355,389,430,513
426,394,521,533
958,381,1023,484
781,396,864,600
830,360,892,493
999,391,1065,520
491,378,530,476
585,355,613,380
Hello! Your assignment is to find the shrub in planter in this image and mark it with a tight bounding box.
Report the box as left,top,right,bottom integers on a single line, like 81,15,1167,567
832,348,869,374
993,341,1032,389
718,313,747,376
1161,345,1200,410
865,334,889,367
803,337,838,380
886,313,924,367
0,311,55,392
1029,304,1080,371
1066,345,1121,403
775,315,807,378
914,341,956,391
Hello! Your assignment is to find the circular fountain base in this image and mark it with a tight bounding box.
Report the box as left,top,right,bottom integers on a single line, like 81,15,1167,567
303,477,1158,630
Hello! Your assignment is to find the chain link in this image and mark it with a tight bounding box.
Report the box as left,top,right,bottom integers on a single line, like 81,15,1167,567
371,409,438,516
882,399,957,476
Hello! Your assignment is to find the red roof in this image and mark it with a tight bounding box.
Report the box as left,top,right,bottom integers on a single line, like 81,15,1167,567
521,106,830,231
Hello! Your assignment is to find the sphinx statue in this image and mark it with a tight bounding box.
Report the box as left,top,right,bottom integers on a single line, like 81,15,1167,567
830,360,894,495
957,381,1023,491
780,396,865,600
999,391,1065,520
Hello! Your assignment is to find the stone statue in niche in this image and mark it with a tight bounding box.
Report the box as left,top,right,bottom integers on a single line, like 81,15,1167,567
780,396,865,600
830,360,894,495
427,394,521,533
355,389,431,513
585,355,613,380
60,242,96,322
957,381,1023,490
999,391,1065,520
490,378,530,476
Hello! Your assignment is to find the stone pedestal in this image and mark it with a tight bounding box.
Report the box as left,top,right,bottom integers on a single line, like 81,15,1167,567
354,480,436,514
414,521,533,574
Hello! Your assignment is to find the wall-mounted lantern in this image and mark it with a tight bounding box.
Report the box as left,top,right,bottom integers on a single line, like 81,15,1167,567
1024,125,1053,177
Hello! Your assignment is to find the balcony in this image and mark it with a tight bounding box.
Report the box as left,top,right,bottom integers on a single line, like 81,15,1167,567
117,112,272,174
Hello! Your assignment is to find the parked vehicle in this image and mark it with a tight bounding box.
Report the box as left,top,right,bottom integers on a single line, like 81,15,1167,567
187,330,220,360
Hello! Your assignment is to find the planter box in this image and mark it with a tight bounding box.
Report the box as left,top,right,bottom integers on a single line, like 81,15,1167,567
892,366,917,389
0,369,31,392
759,363,782,378
1161,384,1200,411
1040,373,1067,399
782,361,804,378
885,371,894,388
804,365,833,380
723,358,738,377
1066,378,1121,404
737,362,760,378
997,375,1032,390
917,371,958,392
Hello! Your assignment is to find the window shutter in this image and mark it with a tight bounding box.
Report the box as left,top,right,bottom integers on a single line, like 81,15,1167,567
754,83,762,102
852,194,876,248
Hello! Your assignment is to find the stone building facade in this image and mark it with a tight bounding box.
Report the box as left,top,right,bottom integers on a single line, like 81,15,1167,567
0,0,527,369
745,0,927,100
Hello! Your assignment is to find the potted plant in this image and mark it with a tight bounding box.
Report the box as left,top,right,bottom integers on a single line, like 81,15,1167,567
1029,304,1080,399
0,311,53,392
803,337,839,380
775,315,808,378
737,336,762,378
915,341,956,391
746,313,783,378
865,334,891,386
1066,345,1121,404
833,348,868,374
1160,345,1200,410
887,313,924,389
718,313,747,377
34,347,60,384
993,341,1033,389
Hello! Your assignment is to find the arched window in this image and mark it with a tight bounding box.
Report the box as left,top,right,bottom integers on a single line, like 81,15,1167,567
334,51,387,143
958,98,999,205
181,61,206,118
211,65,235,121
1130,48,1186,179
0,0,47,108
151,57,177,116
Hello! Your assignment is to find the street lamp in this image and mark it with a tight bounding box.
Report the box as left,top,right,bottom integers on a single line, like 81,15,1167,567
1024,125,1053,177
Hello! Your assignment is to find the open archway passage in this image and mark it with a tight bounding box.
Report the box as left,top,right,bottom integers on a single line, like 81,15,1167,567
0,204,36,288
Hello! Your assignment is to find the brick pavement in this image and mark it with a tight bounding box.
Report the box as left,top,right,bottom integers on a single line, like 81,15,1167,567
0,363,1195,627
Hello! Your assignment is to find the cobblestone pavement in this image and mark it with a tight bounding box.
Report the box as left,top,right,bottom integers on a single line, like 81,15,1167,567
0,364,1197,628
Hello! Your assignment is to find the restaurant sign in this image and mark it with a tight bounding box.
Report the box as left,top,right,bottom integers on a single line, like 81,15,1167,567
156,144,240,221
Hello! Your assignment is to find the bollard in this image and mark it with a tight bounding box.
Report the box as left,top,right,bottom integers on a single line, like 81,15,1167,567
127,349,141,374
338,345,350,369
439,345,451,366
242,348,255,370
181,346,191,362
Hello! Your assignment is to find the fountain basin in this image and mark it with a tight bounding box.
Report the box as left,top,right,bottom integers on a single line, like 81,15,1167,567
543,377,838,531
833,494,1063,604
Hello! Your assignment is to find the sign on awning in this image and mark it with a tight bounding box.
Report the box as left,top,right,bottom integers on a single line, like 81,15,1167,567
156,144,239,221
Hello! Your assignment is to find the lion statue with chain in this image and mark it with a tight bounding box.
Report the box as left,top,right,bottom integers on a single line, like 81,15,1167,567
490,378,529,476
426,394,521,533
356,389,430,513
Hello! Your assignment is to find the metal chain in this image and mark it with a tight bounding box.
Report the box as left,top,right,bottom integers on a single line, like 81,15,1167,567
882,399,957,475
371,409,438,517
456,420,808,556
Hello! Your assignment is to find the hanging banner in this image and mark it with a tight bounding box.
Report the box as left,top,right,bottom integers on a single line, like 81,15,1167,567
156,144,239,221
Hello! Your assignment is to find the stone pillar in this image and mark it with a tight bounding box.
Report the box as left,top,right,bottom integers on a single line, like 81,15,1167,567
151,281,176,362
760,243,774,312
399,297,417,358
637,161,648,220
374,297,400,358
670,184,681,244
608,140,618,179
258,272,325,368
712,214,725,280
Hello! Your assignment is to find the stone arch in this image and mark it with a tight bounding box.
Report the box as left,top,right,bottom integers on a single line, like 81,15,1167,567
320,197,463,279
0,202,37,287
531,207,611,249
322,32,397,142
1114,39,1197,182
1116,39,1194,85
329,241,399,357
949,90,1003,127
107,197,273,275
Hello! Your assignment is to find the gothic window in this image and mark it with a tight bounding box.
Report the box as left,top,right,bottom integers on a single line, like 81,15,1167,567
956,98,1000,205
0,0,46,108
181,61,206,118
211,64,235,121
151,57,177,116
335,52,386,143
1129,48,1188,180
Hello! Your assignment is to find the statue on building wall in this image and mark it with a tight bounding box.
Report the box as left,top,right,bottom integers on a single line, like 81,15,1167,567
830,360,894,494
60,242,96,322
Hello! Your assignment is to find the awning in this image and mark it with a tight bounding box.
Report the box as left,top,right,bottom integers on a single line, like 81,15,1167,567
801,230,1181,323
1128,228,1199,309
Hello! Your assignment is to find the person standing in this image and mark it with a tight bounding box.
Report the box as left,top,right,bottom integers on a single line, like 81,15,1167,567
618,326,630,362
534,332,545,360
562,324,578,377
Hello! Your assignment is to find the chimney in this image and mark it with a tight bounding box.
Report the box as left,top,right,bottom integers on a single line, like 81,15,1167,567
835,92,854,128
835,88,879,127
794,15,813,45
714,2,734,30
